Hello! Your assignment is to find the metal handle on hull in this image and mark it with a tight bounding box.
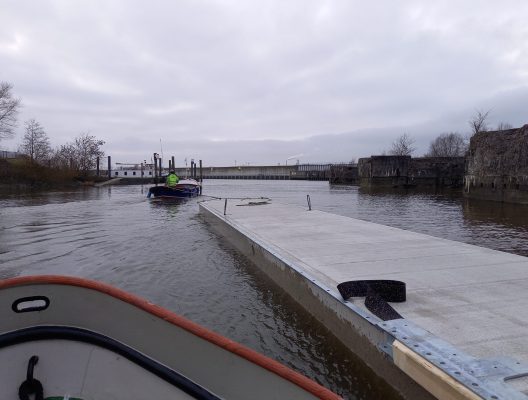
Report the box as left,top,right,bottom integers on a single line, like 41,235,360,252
12,296,50,313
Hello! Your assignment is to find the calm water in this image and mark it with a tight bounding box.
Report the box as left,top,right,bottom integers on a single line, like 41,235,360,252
1,180,528,399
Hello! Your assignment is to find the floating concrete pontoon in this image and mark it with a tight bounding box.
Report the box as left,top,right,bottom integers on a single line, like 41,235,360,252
200,199,528,400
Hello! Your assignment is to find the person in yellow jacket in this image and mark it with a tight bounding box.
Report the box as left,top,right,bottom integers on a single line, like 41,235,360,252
166,170,180,188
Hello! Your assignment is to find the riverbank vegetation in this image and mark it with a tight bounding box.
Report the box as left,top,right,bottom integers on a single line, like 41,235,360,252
0,157,78,187
0,130,106,188
0,81,106,189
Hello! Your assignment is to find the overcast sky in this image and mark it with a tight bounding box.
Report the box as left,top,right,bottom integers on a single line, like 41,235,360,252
1,0,527,166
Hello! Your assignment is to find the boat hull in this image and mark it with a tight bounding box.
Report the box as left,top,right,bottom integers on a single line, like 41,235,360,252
148,180,200,198
0,276,340,400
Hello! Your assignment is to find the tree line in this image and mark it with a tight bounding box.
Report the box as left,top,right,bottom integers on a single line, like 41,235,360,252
389,110,514,157
0,82,104,175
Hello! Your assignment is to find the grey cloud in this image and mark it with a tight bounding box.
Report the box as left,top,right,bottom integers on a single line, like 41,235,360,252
1,0,527,164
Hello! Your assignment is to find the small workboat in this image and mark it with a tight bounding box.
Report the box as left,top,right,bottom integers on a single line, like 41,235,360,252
0,275,341,400
148,178,201,198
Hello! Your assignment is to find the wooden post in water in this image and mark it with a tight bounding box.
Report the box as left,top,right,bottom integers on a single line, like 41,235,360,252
158,158,162,177
171,156,175,171
199,160,203,194
153,153,158,184
107,156,111,179
96,157,100,176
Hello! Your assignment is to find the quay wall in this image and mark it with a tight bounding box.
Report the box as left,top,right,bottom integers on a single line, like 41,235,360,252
464,124,528,204
110,165,332,181
192,165,296,180
197,165,331,180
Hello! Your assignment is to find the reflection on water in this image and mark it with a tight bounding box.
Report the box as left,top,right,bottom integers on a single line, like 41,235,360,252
460,199,528,257
1,180,528,399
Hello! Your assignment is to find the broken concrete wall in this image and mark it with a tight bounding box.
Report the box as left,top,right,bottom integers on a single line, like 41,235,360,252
358,155,464,188
464,124,528,204
409,157,464,187
358,156,411,187
329,164,358,184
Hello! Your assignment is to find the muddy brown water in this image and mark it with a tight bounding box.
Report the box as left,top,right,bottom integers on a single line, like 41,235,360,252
1,180,527,399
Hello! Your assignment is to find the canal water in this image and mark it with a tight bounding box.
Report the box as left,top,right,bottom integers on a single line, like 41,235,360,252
1,180,528,399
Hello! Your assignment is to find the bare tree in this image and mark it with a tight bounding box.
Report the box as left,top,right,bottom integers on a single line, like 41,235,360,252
0,82,21,141
20,119,51,163
389,133,416,156
468,109,490,135
497,122,513,131
73,133,105,174
426,132,467,157
50,143,76,169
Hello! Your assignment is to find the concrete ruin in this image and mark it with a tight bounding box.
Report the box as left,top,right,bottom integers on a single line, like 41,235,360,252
464,124,528,204
329,163,358,184
358,155,464,189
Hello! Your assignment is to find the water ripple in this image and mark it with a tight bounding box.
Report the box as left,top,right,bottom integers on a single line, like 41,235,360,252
2,182,527,399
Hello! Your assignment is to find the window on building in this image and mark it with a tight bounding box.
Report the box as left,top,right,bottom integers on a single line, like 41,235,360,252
149,171,152,175
124,171,128,176
133,171,136,176
115,172,118,176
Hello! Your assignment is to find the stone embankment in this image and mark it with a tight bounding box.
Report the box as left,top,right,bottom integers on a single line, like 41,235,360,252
464,124,528,204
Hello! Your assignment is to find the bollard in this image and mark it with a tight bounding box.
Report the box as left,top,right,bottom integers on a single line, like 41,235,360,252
224,199,227,215
307,194,312,211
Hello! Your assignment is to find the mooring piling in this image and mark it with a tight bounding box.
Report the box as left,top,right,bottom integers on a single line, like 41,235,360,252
199,159,203,194
107,156,111,179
